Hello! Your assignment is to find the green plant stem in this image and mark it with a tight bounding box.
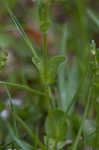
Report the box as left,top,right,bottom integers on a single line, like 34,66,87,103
48,86,56,108
71,88,91,150
43,32,56,138
43,32,47,83
6,86,19,150
6,87,17,135
0,81,44,96
45,85,56,138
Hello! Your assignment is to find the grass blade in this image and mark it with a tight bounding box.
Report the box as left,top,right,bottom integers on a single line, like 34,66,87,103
65,76,85,114
87,9,99,27
0,81,44,96
2,0,39,59
71,88,91,150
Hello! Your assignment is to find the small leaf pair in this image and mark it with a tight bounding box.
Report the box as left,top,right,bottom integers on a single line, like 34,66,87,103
39,0,51,32
32,55,66,84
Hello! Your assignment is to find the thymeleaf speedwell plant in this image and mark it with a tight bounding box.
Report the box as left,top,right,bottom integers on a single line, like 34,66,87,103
0,0,99,150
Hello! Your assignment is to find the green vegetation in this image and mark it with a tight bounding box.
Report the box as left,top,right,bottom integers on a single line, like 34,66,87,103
0,0,99,149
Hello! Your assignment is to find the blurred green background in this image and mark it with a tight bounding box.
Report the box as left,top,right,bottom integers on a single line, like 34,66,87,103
0,0,99,148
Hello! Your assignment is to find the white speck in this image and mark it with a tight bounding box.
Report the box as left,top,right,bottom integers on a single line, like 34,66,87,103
92,40,95,44
6,98,22,106
0,109,8,119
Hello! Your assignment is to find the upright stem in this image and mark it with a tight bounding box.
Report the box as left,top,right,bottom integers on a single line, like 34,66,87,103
43,32,47,83
43,32,56,138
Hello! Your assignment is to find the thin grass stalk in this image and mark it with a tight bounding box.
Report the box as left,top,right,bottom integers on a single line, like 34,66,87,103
71,87,92,150
6,86,19,150
2,0,38,59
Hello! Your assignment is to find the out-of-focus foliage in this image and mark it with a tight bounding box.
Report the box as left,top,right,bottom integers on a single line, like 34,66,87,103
0,0,99,149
